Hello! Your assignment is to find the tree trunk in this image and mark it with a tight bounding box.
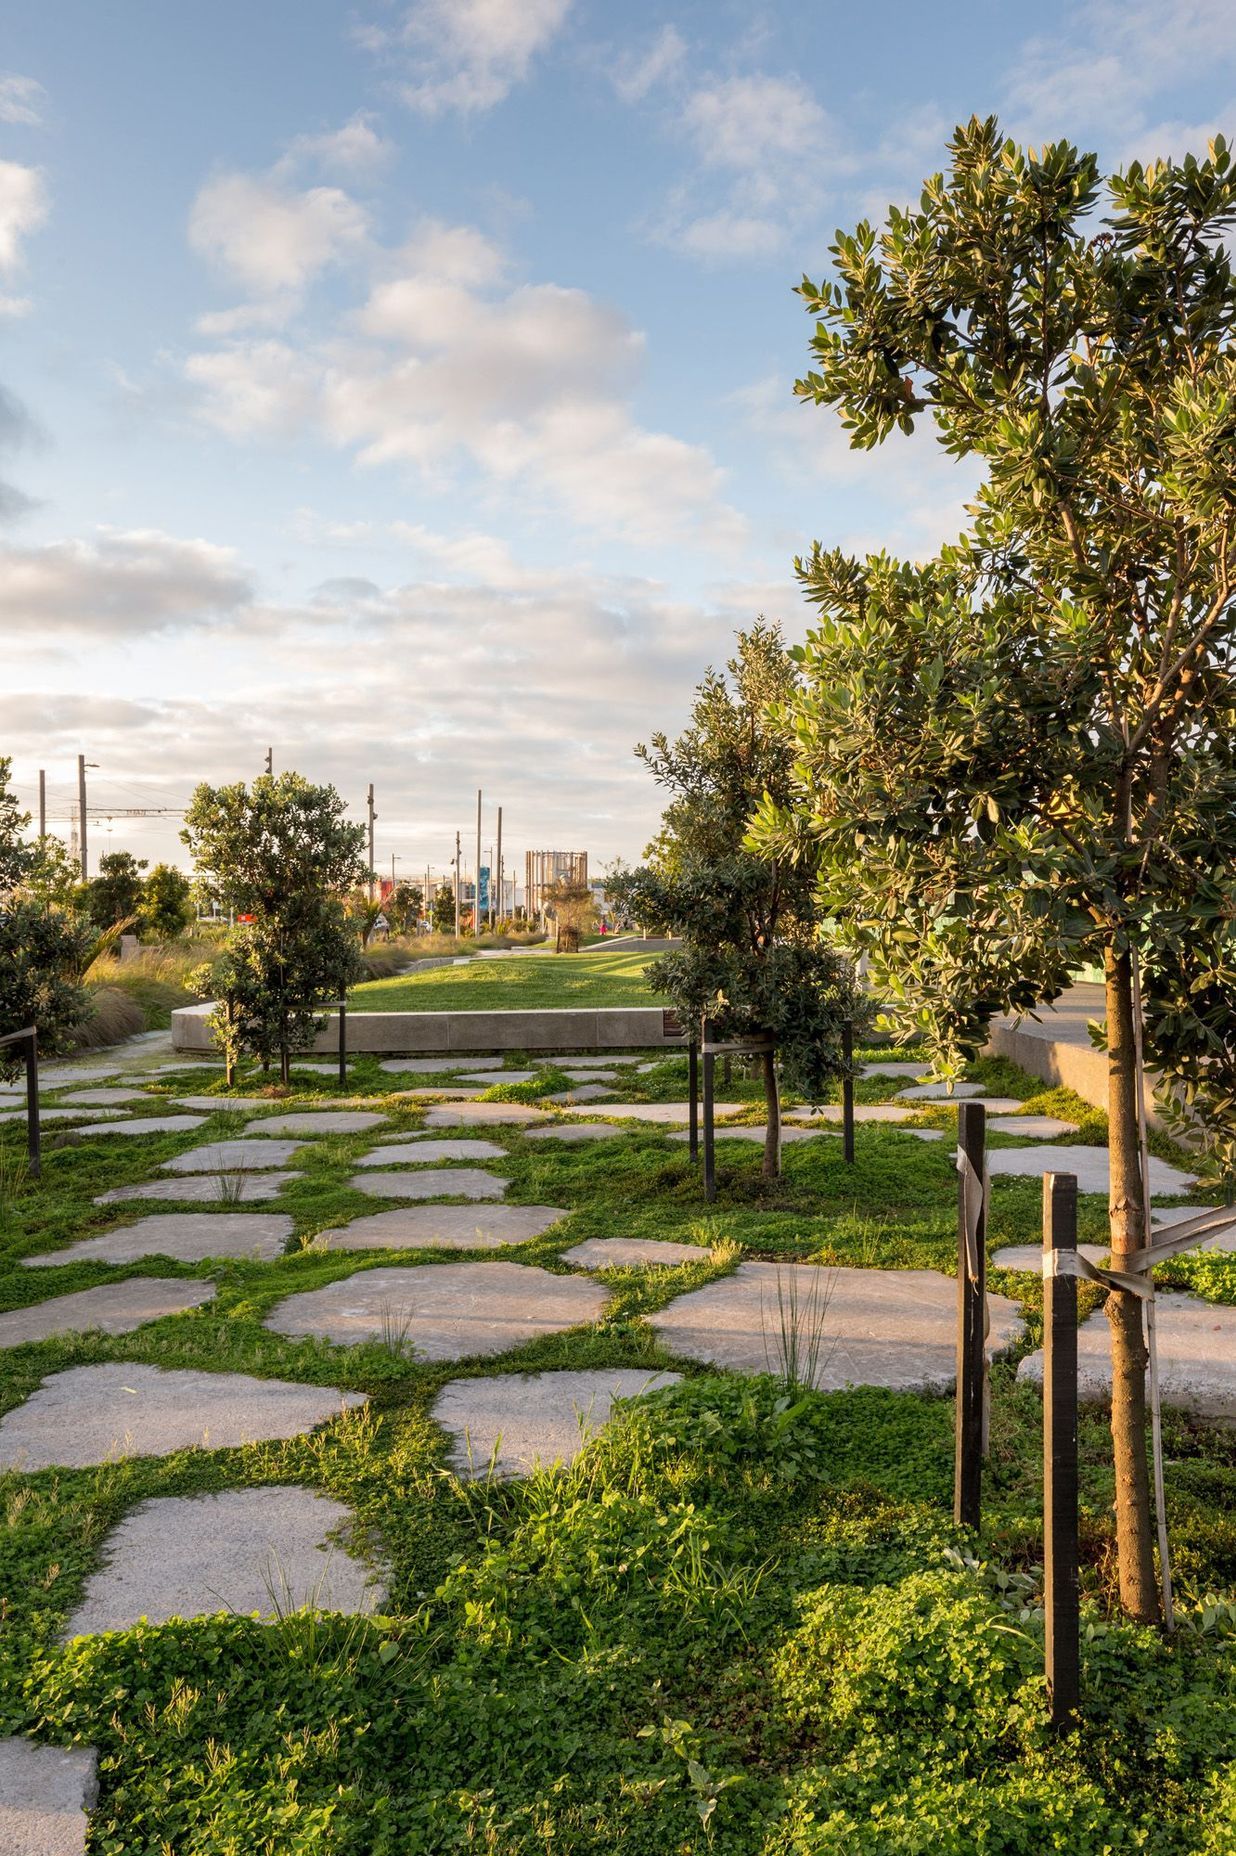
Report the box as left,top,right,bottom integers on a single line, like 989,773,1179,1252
762,1048,781,1180
1105,942,1160,1623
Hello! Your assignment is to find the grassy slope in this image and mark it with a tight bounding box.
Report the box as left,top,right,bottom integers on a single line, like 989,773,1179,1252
349,949,657,1012
0,1053,1233,1848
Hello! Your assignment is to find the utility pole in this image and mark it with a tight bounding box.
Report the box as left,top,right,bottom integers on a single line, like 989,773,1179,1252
488,843,494,929
474,789,482,935
367,784,376,903
77,755,89,880
265,747,273,775
495,805,503,930
454,831,462,938
37,769,45,843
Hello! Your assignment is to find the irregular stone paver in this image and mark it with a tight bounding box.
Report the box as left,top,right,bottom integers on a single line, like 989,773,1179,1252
668,1124,830,1145
0,1364,365,1469
243,1111,387,1137
161,1139,306,1173
785,1104,914,1125
896,1081,985,1101
267,1260,605,1357
32,1065,121,1085
424,1102,549,1127
390,1085,491,1100
0,1107,129,1124
988,1115,1079,1138
350,1168,508,1201
65,1487,385,1637
1152,1205,1221,1231
926,1097,1026,1114
171,1094,275,1111
907,1129,945,1141
0,1736,96,1854
0,1279,216,1348
289,1061,355,1076
861,1061,929,1078
561,1069,620,1082
75,1115,205,1137
524,1122,624,1143
315,1203,568,1252
991,1243,1110,1272
564,1237,707,1269
359,1139,506,1165
140,1061,224,1076
96,1172,301,1205
434,1368,683,1477
649,1262,1024,1392
460,1069,539,1084
52,1087,151,1107
986,1144,1196,1196
564,1055,639,1068
24,1213,294,1269
560,1101,744,1125
544,1084,616,1104
379,1057,503,1075
1019,1294,1236,1419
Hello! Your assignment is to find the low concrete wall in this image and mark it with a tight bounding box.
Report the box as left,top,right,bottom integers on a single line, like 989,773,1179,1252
171,1002,685,1057
984,983,1162,1126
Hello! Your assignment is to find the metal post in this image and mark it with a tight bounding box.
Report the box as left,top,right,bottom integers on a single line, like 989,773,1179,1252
688,1041,699,1161
842,1019,855,1164
495,806,503,929
703,1042,716,1204
338,999,348,1088
25,1030,40,1180
1044,1170,1081,1729
954,1100,987,1530
475,789,482,937
265,747,273,775
454,832,461,938
38,769,45,843
367,785,376,904
77,754,88,880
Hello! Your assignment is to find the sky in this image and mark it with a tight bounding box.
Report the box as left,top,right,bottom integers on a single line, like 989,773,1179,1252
2,0,1234,889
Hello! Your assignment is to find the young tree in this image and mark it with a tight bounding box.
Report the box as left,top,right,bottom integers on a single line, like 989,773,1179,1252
760,120,1236,1620
542,879,596,952
182,772,366,1082
388,882,423,934
431,886,457,935
86,850,147,930
615,623,862,1179
0,758,89,1069
138,864,194,941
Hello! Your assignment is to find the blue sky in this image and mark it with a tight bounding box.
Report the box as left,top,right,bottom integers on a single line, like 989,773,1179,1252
2,0,1234,883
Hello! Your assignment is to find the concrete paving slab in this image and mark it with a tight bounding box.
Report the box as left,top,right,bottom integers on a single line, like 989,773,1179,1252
349,1168,508,1201
0,1363,366,1469
31,1065,121,1085
907,1129,946,1141
96,1172,301,1204
1019,1293,1236,1419
524,1122,624,1143
0,1279,216,1347
563,1237,707,1269
988,1115,1079,1138
0,1737,96,1854
388,1085,491,1100
861,1061,930,1078
560,1101,744,1125
785,1104,914,1124
379,1057,503,1075
24,1213,293,1269
0,1107,129,1124
544,1084,616,1104
668,1124,830,1145
52,1087,152,1107
288,1061,357,1076
561,1055,639,1068
314,1203,568,1252
161,1139,305,1173
424,1102,549,1127
649,1262,1024,1392
986,1144,1196,1196
359,1138,506,1165
434,1368,683,1477
75,1115,205,1137
460,1069,539,1084
1152,1205,1220,1230
560,1069,620,1083
991,1243,1110,1272
65,1487,384,1637
171,1094,274,1111
244,1111,388,1137
267,1260,605,1357
138,1061,224,1076
896,1081,985,1100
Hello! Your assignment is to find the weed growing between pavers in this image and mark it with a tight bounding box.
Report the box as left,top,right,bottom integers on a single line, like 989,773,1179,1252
1,1054,1234,1848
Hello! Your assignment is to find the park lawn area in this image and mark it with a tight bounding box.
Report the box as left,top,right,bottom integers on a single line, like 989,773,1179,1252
350,948,658,1012
0,1054,1234,1849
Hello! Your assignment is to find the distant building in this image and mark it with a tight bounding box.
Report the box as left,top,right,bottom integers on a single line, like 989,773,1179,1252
525,849,588,917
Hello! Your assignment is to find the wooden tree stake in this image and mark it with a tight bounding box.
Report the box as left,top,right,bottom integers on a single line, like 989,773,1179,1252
1044,1169,1081,1729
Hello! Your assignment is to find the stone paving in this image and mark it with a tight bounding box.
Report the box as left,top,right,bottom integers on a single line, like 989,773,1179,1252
357,1138,506,1165
561,1069,620,1082
75,1115,206,1138
563,1237,706,1269
349,1168,508,1201
96,1172,301,1204
53,1087,152,1107
544,1084,616,1104
649,1262,1024,1393
0,1279,216,1348
0,1364,365,1469
424,1102,549,1127
243,1111,388,1137
171,1094,275,1111
0,1736,96,1855
65,1487,385,1637
668,1124,830,1145
460,1068,539,1084
379,1057,504,1075
313,1204,568,1252
896,1081,985,1101
785,1104,913,1125
524,1122,623,1143
560,1101,744,1125
991,1242,1110,1272
160,1139,306,1173
986,1144,1196,1196
433,1368,682,1477
1019,1293,1236,1419
0,1107,129,1125
988,1115,1079,1138
861,1061,929,1078
266,1260,605,1358
24,1212,294,1268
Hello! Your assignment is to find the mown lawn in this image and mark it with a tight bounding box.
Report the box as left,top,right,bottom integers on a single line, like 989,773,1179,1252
0,1050,1234,1850
349,949,658,1012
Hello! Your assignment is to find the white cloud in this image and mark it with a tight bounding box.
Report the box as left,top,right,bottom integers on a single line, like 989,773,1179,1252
279,114,394,176
0,528,252,638
0,292,31,318
0,74,45,127
377,0,574,116
610,25,686,105
188,170,369,296
0,160,48,271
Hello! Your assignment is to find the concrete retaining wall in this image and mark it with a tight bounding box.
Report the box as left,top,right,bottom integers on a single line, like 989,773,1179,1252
171,1002,685,1057
984,982,1162,1126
